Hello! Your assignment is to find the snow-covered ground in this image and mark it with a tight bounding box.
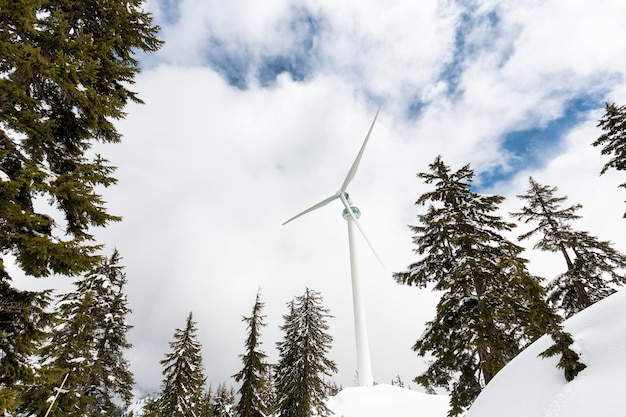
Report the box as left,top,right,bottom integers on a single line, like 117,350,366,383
328,384,448,417
327,289,626,417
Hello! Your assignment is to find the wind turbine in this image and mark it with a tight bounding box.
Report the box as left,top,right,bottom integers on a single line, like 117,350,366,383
283,109,381,387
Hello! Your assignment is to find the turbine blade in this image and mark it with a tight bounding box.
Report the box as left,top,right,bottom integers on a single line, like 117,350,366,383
282,194,339,226
341,108,380,192
339,194,385,268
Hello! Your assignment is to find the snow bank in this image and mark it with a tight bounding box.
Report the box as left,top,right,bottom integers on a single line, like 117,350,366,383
466,289,626,417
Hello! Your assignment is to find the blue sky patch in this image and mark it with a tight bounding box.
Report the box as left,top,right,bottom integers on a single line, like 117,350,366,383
155,0,181,24
439,6,502,98
477,95,602,189
256,7,321,87
204,39,251,90
203,6,321,89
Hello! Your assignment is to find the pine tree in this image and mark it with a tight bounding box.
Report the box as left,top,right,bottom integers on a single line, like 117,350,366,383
233,289,273,417
212,383,235,417
0,283,52,412
274,288,338,417
0,0,161,276
0,0,161,402
393,157,582,416
18,250,135,416
198,387,214,417
593,103,626,216
512,177,626,317
150,312,207,417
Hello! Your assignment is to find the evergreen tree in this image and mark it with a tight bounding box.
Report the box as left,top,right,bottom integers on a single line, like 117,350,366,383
274,288,337,417
0,0,161,276
391,375,405,388
150,312,207,417
0,284,52,413
593,103,626,216
18,250,135,416
393,157,582,416
198,387,214,417
512,177,626,317
0,0,161,402
233,289,273,417
212,383,235,417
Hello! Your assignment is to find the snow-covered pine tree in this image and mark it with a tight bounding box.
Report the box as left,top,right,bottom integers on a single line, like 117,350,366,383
212,383,235,417
198,386,215,417
393,157,581,416
233,288,273,417
512,177,626,317
18,250,135,416
593,102,626,217
149,312,207,417
274,288,337,417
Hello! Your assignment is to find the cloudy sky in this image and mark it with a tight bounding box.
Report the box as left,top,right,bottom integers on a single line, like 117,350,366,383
14,0,626,396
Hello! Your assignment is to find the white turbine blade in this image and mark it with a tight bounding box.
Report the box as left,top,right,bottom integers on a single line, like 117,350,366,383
282,193,339,226
339,194,385,267
341,108,380,192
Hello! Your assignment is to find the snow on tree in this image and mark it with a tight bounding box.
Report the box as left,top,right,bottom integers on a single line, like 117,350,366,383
212,382,235,417
274,288,338,417
593,102,626,217
0,0,161,406
512,177,626,318
148,312,207,417
233,288,274,417
393,157,583,416
18,249,135,416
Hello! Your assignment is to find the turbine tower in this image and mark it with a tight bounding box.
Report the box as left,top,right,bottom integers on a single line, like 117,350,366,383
283,109,381,387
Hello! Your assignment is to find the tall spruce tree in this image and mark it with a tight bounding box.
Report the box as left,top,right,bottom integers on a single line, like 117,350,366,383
233,289,273,417
393,157,583,416
593,103,626,216
511,177,626,317
18,249,135,416
0,0,161,402
150,312,207,417
274,288,337,417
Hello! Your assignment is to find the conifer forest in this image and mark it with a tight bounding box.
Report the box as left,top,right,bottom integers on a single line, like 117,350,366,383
2,1,626,417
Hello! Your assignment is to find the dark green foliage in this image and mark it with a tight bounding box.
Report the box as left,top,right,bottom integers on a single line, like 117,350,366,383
0,283,52,412
18,250,135,416
393,157,567,416
150,312,207,417
540,330,587,382
593,103,626,216
0,0,161,405
274,288,337,417
233,289,274,417
198,387,215,417
0,0,162,278
512,177,626,318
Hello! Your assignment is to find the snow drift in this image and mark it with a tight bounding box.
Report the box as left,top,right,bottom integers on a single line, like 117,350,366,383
466,288,626,417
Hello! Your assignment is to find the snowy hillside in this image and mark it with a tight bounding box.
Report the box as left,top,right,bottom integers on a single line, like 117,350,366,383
466,289,626,417
328,289,626,417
